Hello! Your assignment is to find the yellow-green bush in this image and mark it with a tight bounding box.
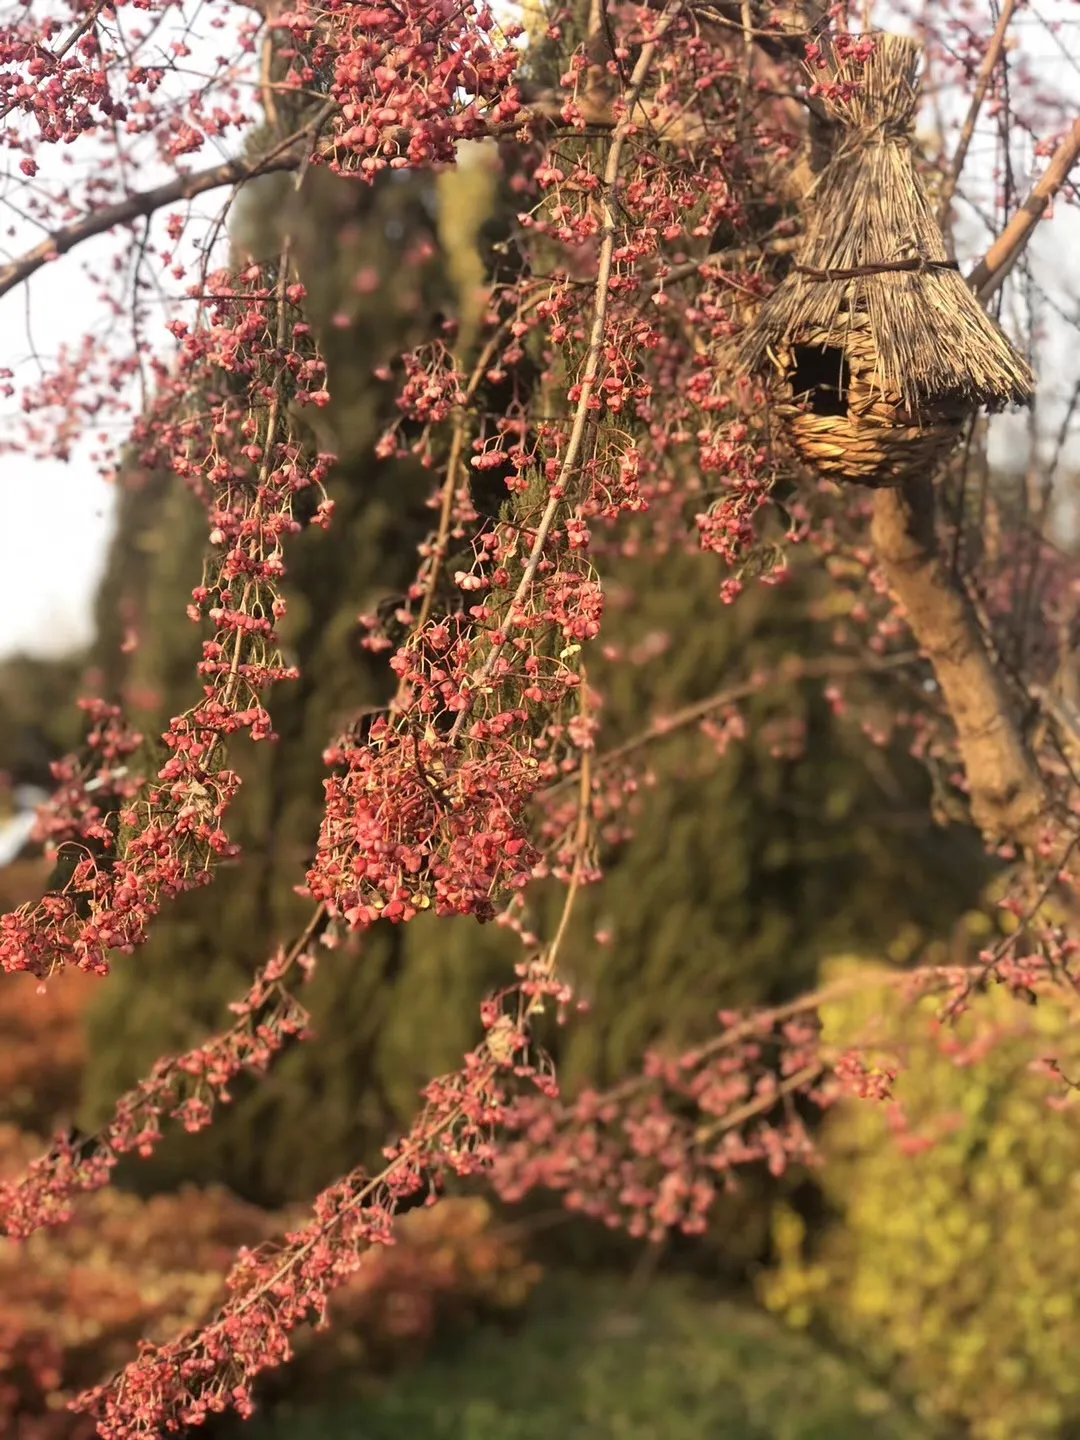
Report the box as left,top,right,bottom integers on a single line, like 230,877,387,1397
760,959,1080,1440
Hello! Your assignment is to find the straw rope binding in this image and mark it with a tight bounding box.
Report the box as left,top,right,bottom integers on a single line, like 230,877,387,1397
792,258,960,281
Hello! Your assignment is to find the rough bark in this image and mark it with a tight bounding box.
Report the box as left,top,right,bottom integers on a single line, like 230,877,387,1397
870,481,1046,843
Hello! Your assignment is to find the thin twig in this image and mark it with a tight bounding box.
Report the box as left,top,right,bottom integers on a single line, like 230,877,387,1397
413,421,467,637
694,1062,824,1145
1049,365,1080,482
648,234,802,292
542,649,921,798
942,829,1080,1019
448,5,682,740
690,3,819,43
411,301,549,635
546,685,593,963
577,962,987,1113
0,112,329,302
936,0,1019,228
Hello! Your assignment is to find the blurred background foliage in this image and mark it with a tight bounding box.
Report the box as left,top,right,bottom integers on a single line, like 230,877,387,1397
0,654,86,801
223,1274,935,1440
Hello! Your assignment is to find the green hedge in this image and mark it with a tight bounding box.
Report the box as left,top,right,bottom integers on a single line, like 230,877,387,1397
234,1274,930,1440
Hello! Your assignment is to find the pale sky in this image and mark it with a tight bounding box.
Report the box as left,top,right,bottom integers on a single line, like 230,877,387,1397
0,3,1078,660
0,2,248,660
0,237,121,657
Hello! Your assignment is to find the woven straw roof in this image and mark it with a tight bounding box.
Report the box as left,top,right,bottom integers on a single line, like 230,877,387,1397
739,33,1035,413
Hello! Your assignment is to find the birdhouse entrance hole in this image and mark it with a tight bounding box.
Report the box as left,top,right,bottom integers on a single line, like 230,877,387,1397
790,345,850,417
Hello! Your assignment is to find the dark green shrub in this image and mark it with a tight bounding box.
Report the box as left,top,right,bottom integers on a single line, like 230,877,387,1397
233,1274,931,1440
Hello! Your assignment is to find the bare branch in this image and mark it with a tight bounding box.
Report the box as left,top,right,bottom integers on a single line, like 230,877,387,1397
543,648,921,799
968,117,1080,304
936,0,1019,228
0,149,300,302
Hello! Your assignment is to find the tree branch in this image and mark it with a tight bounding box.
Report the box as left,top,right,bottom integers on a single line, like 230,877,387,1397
870,480,1046,843
871,114,1080,848
0,89,712,303
936,0,1019,228
967,117,1080,304
542,648,921,799
0,2,826,307
0,149,301,302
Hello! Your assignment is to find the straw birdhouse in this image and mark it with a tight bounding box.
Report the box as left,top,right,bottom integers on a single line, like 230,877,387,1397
739,33,1035,489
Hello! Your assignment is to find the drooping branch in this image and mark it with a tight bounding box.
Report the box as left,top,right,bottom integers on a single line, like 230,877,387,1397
448,5,682,735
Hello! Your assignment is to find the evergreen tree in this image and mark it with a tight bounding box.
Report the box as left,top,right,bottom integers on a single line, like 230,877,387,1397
80,166,455,1202
0,653,86,798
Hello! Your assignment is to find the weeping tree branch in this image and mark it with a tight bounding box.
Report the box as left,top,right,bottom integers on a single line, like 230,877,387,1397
872,118,1080,846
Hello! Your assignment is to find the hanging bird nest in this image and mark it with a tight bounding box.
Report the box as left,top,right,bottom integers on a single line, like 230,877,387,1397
738,32,1035,489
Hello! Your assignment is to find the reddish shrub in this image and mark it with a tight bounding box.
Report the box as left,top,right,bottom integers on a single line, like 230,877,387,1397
0,1122,538,1437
